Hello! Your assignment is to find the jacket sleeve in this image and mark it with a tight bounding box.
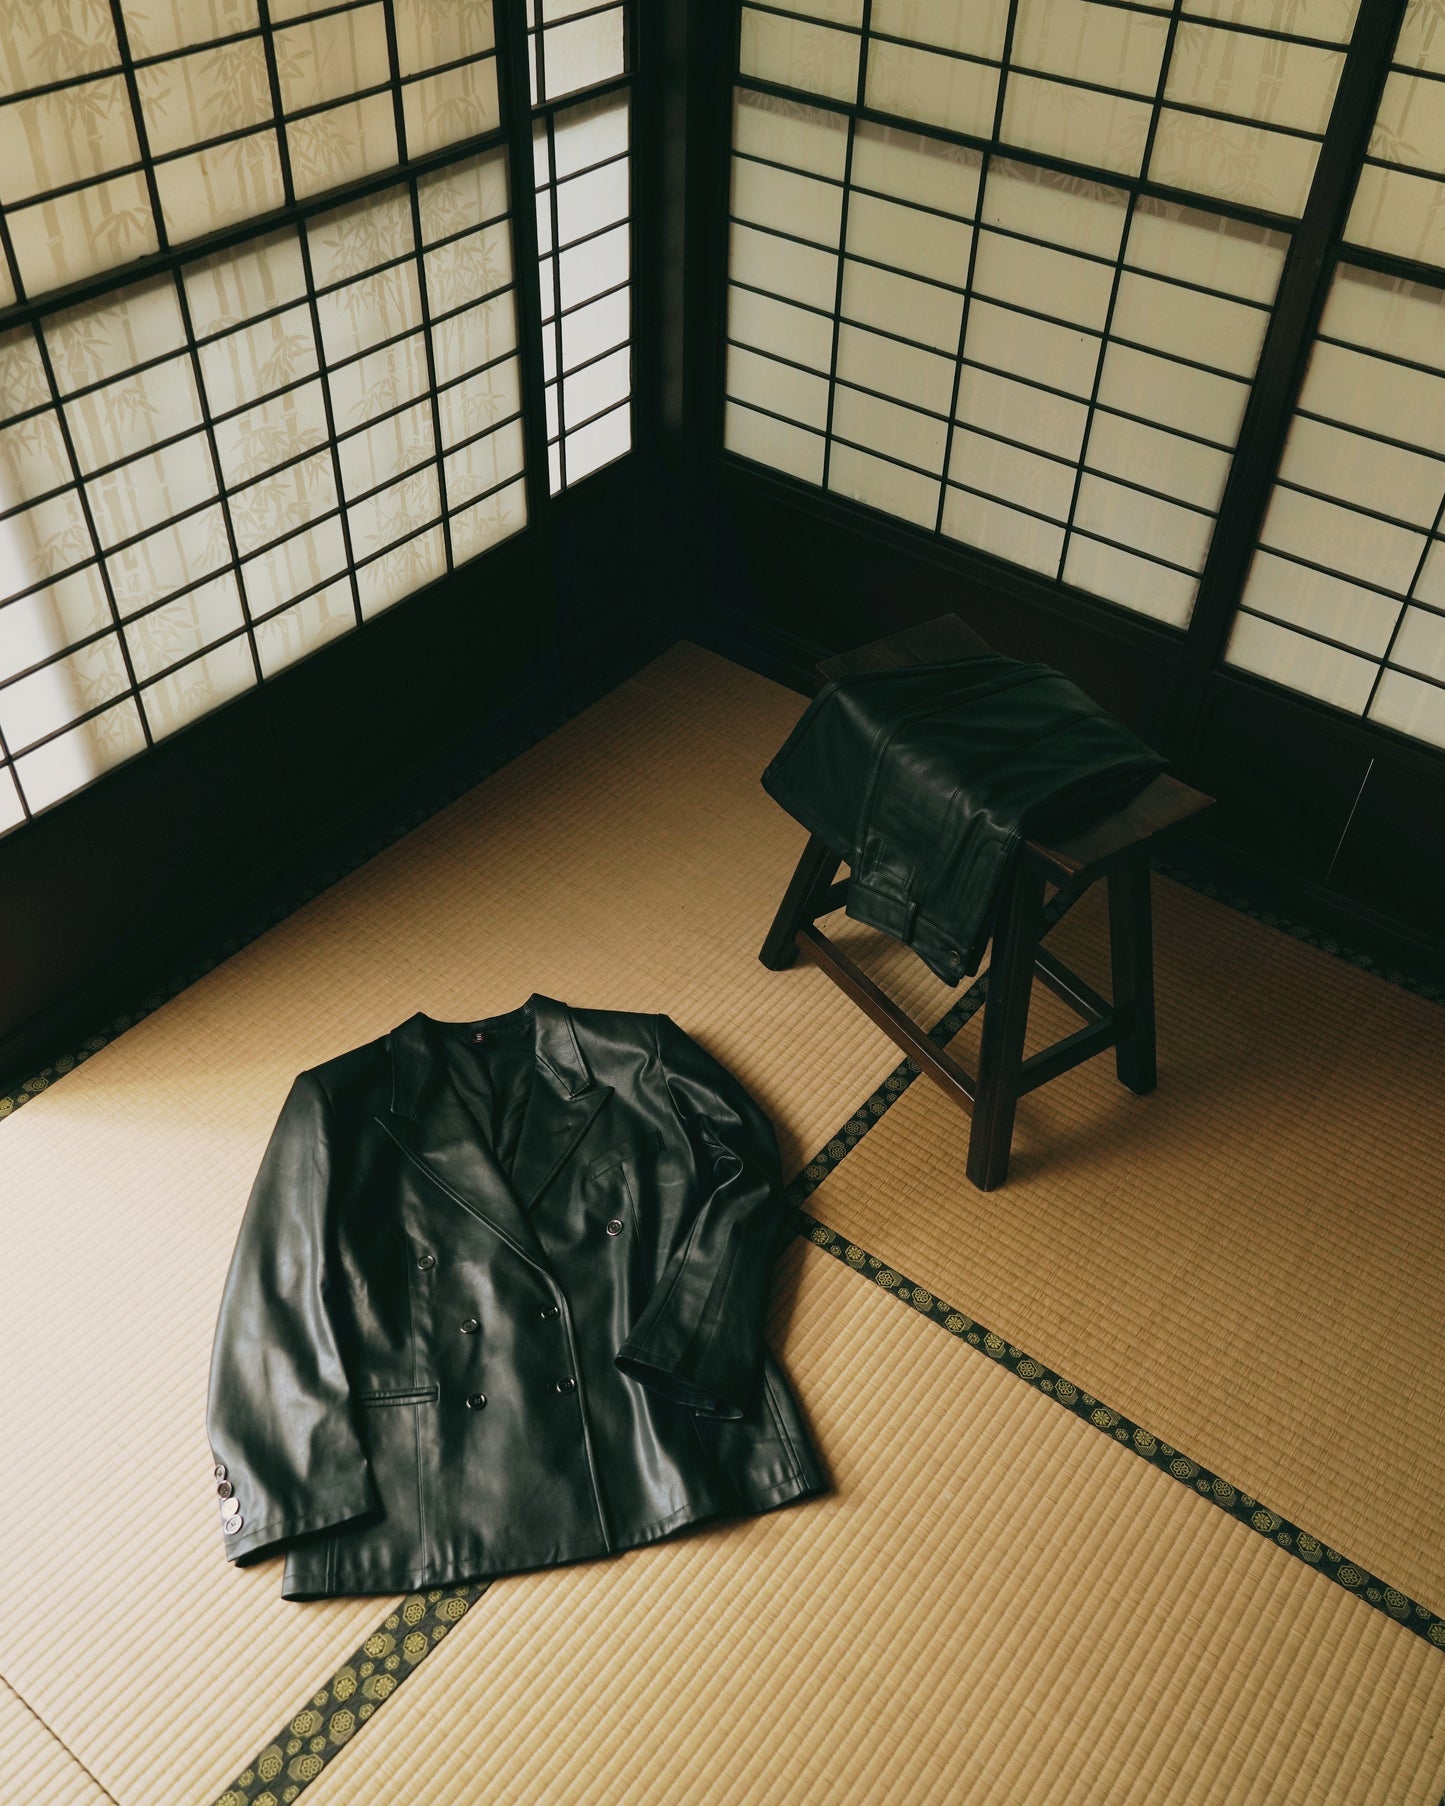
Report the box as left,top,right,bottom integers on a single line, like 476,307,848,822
206,1071,379,1566
614,1015,790,1420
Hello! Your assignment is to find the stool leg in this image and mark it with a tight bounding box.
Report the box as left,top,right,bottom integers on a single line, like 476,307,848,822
1108,857,1157,1095
760,832,842,970
967,859,1046,1191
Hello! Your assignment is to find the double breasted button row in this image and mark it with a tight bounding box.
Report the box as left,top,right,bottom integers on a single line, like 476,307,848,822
463,1380,572,1403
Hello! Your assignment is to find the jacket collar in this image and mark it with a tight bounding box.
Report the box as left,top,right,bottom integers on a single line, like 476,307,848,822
387,993,592,1116
379,995,613,1268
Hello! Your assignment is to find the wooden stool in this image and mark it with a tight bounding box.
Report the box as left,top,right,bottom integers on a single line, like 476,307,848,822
759,615,1214,1190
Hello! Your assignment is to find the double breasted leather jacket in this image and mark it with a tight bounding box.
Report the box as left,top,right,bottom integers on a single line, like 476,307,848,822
762,653,1166,981
206,996,825,1599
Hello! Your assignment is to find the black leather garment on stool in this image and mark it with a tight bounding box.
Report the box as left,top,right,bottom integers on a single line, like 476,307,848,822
761,653,1167,982
206,995,825,1599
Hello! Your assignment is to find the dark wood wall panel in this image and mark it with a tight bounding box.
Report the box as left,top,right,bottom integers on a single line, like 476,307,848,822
1325,752,1445,943
704,465,1182,736
1187,677,1374,886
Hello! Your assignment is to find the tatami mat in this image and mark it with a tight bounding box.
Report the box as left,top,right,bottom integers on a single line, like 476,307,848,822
0,645,952,1801
807,875,1445,1618
0,1680,111,1805
300,1247,1445,1806
0,642,1441,1804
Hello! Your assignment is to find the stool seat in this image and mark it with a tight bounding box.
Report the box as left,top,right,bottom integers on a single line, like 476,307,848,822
760,614,1214,1189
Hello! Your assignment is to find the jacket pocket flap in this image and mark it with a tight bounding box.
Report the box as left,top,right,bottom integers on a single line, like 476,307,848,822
588,1128,664,1176
359,1385,440,1407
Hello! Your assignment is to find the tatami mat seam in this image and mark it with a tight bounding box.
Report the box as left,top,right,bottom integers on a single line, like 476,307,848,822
1,1671,120,1806
796,1208,1445,1655
206,1587,486,1806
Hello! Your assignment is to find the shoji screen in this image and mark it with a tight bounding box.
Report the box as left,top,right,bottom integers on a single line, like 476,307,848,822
1226,1,1445,750
0,0,526,835
528,1,633,492
723,0,1351,626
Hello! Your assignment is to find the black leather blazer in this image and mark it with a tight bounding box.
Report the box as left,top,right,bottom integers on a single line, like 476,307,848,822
206,996,825,1599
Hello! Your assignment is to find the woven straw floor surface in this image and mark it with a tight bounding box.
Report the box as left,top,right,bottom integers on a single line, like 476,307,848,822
809,875,1445,1616
0,643,1439,1805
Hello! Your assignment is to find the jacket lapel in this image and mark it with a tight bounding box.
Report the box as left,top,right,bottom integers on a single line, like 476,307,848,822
377,997,612,1267
510,995,613,1213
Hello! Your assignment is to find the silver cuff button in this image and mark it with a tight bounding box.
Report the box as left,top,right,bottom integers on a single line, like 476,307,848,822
605,1218,623,1236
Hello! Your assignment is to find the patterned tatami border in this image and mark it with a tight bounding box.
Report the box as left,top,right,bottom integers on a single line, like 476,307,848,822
778,955,1445,1655
210,1586,486,1806
1152,852,1442,1005
798,1211,1445,1652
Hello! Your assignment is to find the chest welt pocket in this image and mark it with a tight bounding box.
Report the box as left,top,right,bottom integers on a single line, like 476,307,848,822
586,1132,661,1239
586,1127,664,1178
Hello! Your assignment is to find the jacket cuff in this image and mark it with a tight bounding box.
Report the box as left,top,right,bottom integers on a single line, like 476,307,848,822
614,1342,747,1421
222,1484,380,1567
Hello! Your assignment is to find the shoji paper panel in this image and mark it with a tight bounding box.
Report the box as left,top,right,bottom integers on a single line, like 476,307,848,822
1229,263,1445,747
723,79,1288,629
528,0,627,107
0,147,524,824
1345,0,1445,272
741,0,1358,216
0,0,501,297
1062,196,1285,624
534,90,633,493
723,90,849,488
